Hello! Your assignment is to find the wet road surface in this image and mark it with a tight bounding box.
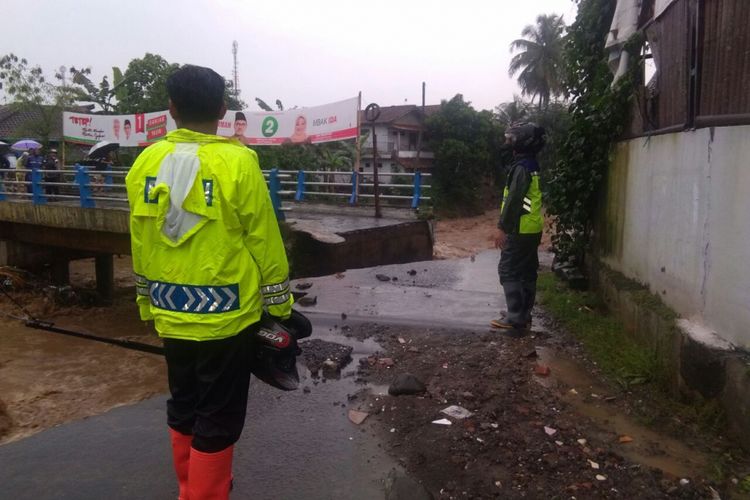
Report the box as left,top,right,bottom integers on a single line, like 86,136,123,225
0,251,509,499
0,315,401,500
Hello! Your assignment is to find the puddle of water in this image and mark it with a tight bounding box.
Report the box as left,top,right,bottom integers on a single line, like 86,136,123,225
535,346,709,479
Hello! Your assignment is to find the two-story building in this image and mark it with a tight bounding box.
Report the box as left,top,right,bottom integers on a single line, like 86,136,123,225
358,104,440,174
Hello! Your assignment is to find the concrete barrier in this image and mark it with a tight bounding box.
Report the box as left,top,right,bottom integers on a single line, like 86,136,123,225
591,262,750,450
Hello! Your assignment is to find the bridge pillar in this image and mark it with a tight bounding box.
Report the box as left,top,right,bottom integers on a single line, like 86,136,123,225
95,254,114,305
0,241,8,267
51,261,70,286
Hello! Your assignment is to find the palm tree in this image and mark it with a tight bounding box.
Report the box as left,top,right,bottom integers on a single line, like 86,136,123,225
495,95,531,127
509,14,566,110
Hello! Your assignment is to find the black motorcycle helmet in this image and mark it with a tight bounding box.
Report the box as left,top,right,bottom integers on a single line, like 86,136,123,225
505,122,546,155
250,310,312,391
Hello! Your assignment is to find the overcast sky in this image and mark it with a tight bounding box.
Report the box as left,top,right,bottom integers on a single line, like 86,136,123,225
3,0,577,112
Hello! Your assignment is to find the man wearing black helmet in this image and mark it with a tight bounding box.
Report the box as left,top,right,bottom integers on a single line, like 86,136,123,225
491,122,546,335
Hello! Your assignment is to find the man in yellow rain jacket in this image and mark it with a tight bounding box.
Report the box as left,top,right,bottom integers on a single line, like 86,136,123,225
126,65,293,499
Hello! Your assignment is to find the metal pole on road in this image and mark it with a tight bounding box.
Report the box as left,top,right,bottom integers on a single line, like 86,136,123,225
364,103,382,218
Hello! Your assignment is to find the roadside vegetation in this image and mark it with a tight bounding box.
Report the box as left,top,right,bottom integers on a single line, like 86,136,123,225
537,272,750,495
537,272,732,437
537,272,658,389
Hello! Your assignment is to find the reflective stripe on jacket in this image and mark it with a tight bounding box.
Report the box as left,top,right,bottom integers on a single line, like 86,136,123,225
499,157,543,235
126,128,293,341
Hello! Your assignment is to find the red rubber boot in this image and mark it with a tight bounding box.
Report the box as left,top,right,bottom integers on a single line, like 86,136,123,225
188,446,234,500
169,429,192,500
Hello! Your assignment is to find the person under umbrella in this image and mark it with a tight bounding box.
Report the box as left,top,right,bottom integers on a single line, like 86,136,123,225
11,139,42,152
25,147,44,194
88,141,120,160
0,144,10,188
87,141,119,194
44,149,62,199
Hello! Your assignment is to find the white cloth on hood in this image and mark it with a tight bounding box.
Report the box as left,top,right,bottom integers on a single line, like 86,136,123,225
154,142,204,243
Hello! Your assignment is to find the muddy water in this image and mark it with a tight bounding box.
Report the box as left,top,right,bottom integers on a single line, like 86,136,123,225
535,346,708,479
0,318,166,444
0,308,401,499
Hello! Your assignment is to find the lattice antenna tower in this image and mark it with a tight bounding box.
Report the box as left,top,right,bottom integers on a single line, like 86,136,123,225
232,40,240,99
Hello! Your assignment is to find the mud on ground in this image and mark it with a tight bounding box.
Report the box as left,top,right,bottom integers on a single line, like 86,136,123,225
350,320,747,499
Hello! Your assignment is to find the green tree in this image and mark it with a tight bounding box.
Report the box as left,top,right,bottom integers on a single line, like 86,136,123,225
317,144,352,170
495,95,531,127
544,0,640,262
509,14,566,110
67,66,127,113
427,94,503,215
254,143,319,171
224,80,246,109
116,53,179,113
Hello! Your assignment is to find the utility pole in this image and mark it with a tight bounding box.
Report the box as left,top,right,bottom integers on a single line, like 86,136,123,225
232,41,240,101
416,82,425,167
365,103,382,218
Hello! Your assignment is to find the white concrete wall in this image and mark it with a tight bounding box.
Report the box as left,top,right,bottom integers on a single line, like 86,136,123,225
602,126,750,348
360,125,391,152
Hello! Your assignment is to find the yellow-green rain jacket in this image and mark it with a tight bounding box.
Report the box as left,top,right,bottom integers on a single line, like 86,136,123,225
125,128,293,340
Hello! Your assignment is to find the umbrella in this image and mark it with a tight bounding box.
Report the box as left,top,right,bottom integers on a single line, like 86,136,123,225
11,139,42,151
88,141,120,159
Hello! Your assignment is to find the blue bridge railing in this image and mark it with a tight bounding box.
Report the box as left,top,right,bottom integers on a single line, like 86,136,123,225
0,165,432,220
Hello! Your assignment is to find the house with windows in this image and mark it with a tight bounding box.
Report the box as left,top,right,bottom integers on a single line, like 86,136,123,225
358,104,440,174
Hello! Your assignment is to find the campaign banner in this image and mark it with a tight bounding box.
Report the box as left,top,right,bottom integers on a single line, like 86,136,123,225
63,96,359,147
63,110,176,147
218,96,359,145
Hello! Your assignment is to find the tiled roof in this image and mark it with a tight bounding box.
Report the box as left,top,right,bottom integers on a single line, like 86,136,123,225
0,104,90,142
359,104,441,124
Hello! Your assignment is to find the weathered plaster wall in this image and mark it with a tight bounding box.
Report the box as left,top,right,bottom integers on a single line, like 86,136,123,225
601,126,750,348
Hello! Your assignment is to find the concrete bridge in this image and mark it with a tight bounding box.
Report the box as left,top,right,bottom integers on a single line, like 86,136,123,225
0,167,434,301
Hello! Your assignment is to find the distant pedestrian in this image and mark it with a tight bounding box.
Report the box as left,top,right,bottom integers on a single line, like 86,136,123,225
0,153,9,177
25,148,44,194
0,153,10,195
15,152,28,194
43,149,61,199
491,122,546,336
